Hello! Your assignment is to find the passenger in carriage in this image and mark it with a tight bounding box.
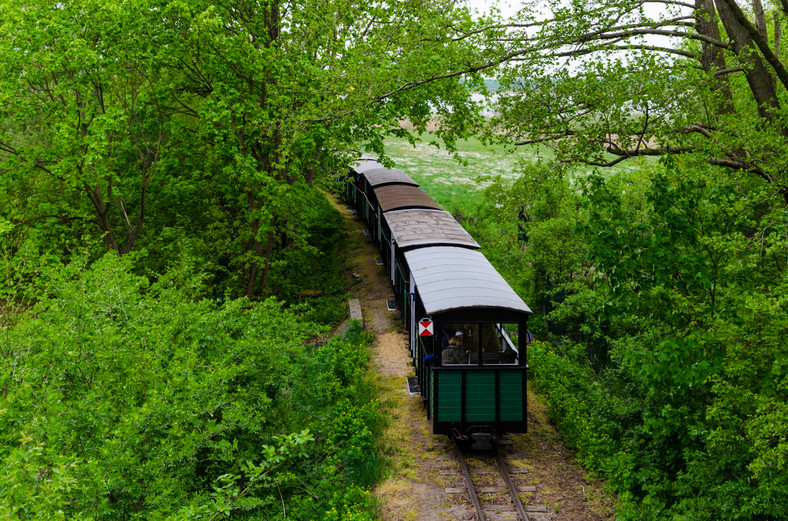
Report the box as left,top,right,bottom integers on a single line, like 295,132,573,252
443,330,470,364
480,323,502,353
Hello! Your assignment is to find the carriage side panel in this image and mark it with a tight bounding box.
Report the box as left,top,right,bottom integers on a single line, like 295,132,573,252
499,370,525,422
435,371,462,422
464,371,496,422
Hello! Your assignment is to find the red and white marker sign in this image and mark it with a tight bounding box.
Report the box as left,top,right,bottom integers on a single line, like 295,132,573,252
418,318,433,336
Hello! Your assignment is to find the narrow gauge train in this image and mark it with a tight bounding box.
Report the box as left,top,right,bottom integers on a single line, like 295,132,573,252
344,158,533,449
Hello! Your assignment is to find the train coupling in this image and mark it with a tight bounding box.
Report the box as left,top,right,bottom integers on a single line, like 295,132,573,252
470,432,495,450
455,426,497,450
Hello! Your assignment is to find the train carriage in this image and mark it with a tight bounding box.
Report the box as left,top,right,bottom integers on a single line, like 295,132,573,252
372,186,443,269
404,246,532,448
345,158,381,207
346,162,420,238
343,159,533,449
380,208,478,326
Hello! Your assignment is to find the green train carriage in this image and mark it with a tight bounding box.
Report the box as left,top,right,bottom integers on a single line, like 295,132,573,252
403,246,532,449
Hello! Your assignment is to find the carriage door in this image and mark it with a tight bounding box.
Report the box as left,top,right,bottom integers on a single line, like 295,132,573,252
390,236,396,283
409,276,416,355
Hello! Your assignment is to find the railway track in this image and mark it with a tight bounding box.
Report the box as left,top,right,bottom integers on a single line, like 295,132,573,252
443,439,553,521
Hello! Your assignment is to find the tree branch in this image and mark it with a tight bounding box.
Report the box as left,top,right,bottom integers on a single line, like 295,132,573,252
587,27,728,49
547,43,699,60
713,66,745,76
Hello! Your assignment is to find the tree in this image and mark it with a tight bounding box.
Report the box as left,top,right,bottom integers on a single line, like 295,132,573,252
492,0,788,204
0,253,384,519
162,0,507,296
0,0,184,254
484,3,788,516
1,0,515,296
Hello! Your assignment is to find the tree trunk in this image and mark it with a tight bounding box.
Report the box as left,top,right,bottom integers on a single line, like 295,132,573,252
244,187,263,298
85,183,119,253
244,233,264,298
260,230,275,291
752,0,767,36
715,0,782,124
697,0,734,114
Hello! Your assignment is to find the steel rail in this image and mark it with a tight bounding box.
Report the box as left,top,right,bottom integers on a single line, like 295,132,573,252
453,440,532,521
497,450,531,521
453,440,486,521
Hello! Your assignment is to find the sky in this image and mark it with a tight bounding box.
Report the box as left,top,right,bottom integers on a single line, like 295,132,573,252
466,0,520,19
466,0,675,24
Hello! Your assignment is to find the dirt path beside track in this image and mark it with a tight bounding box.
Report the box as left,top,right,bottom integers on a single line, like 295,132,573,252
331,195,617,521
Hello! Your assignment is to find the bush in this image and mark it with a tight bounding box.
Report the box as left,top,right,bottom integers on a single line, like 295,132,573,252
0,255,382,520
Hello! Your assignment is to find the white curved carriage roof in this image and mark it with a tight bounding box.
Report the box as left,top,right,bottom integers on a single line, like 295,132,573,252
404,246,532,316
386,210,479,249
363,167,419,187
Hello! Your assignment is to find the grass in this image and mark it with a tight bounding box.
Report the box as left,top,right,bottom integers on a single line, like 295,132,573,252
380,133,654,212
380,134,528,210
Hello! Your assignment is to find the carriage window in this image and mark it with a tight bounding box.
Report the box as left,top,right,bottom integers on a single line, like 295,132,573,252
482,323,519,365
441,324,475,365
441,323,519,365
